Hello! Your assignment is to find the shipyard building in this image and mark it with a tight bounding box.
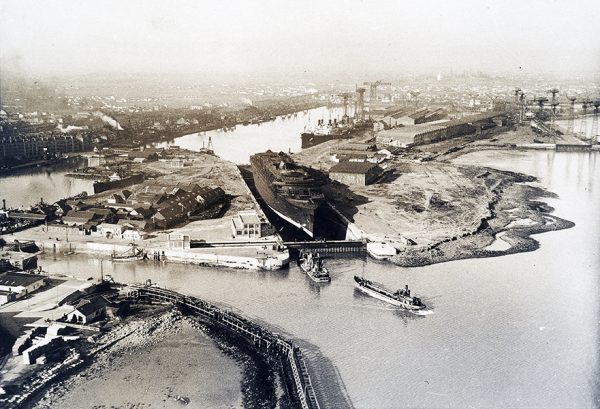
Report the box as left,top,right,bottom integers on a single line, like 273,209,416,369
329,162,383,186
376,111,508,147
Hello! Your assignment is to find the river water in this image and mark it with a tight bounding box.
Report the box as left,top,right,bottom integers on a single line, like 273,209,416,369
2,110,599,408
0,158,92,209
153,106,348,164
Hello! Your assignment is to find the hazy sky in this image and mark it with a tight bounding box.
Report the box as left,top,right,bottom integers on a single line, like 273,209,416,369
1,0,599,79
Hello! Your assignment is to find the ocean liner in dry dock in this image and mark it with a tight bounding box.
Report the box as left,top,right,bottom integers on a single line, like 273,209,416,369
250,150,327,237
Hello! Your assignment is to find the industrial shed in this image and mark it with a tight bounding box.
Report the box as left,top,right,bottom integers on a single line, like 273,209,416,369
376,112,508,147
329,162,383,186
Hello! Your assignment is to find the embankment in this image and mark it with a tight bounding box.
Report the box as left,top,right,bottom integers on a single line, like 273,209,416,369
392,172,574,267
26,238,289,270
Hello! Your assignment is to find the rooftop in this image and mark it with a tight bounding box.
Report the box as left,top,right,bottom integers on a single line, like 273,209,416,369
238,211,261,225
329,161,380,174
0,272,46,288
74,295,111,316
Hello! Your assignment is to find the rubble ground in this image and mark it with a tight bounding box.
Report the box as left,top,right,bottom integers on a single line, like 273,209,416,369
294,125,574,266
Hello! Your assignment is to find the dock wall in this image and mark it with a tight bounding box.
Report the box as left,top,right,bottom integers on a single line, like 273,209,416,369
128,284,321,409
35,239,288,270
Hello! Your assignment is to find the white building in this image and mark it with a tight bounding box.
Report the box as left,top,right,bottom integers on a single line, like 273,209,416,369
0,272,47,304
231,211,262,238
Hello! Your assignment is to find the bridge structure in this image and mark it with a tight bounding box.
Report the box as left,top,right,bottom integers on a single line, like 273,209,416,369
283,240,367,257
127,284,321,409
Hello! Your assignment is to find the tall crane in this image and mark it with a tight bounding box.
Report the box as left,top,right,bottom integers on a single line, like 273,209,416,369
518,92,526,122
579,98,593,138
355,87,366,121
547,88,560,104
566,96,577,135
590,100,600,144
335,92,352,122
409,90,421,107
363,80,392,100
513,88,522,115
485,94,499,111
534,96,549,118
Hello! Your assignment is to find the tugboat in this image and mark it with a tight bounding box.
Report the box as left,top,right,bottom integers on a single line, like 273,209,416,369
298,250,331,283
354,276,425,310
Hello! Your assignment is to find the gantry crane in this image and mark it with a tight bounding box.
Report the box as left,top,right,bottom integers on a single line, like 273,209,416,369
363,80,392,100
409,90,421,107
355,87,366,121
335,92,353,122
591,100,600,143
566,96,577,135
579,97,593,138
547,88,560,104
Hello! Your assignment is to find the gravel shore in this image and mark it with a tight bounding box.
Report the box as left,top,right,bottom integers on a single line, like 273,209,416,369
25,308,258,409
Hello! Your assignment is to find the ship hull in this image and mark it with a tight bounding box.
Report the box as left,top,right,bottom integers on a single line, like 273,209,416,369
250,153,323,237
298,262,331,283
93,173,144,194
354,280,425,310
268,205,315,237
301,132,351,149
306,271,331,283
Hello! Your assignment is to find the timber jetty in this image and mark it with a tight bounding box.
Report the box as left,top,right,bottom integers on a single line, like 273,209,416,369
127,284,321,409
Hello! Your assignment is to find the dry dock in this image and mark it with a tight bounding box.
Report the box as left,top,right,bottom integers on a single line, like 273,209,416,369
292,125,575,264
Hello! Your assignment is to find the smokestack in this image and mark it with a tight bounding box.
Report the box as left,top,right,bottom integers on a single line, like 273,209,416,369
2,199,5,210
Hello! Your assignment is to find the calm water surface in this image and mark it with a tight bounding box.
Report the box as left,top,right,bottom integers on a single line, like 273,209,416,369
0,158,92,209
37,150,599,408
153,106,348,164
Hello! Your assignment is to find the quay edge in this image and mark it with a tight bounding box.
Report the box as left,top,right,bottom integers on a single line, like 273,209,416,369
27,238,290,271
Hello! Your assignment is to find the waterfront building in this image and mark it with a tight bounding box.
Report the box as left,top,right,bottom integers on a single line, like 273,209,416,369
66,295,112,324
0,134,93,160
0,251,38,272
167,233,191,250
62,210,102,226
7,212,47,223
231,211,263,238
95,223,124,239
0,271,47,303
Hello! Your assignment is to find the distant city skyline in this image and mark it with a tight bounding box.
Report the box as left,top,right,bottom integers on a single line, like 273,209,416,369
1,0,599,81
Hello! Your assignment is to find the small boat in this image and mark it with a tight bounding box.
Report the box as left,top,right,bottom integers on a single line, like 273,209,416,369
111,246,146,262
298,250,331,283
354,275,425,310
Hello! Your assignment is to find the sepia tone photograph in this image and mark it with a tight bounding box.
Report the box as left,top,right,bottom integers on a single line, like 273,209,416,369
0,1,598,408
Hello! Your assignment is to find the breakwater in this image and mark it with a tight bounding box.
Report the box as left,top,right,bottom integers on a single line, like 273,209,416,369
127,284,321,409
